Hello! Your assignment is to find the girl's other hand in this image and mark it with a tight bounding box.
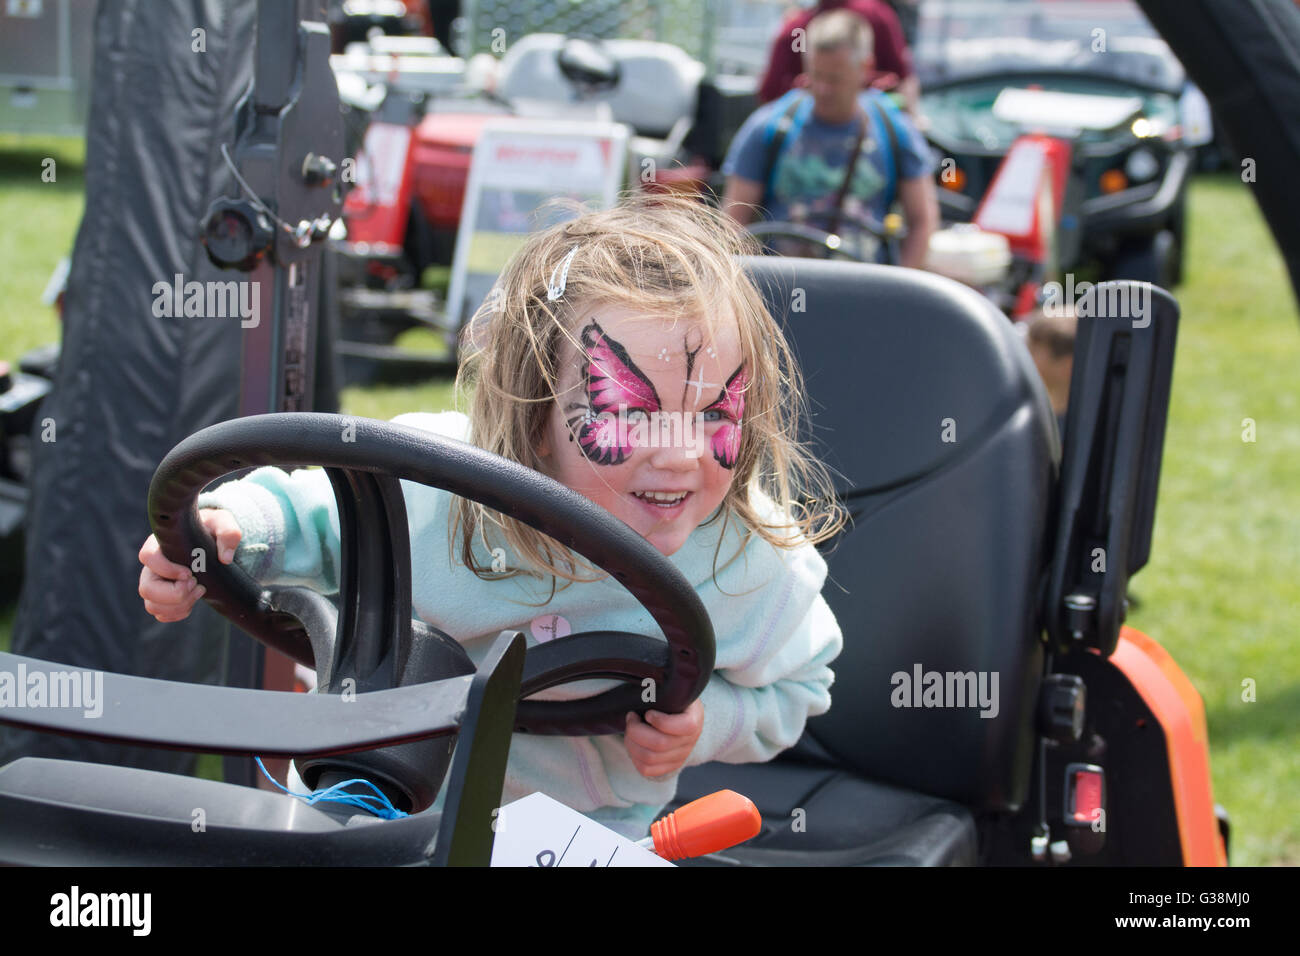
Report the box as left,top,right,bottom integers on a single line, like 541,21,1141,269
137,508,242,623
624,699,705,779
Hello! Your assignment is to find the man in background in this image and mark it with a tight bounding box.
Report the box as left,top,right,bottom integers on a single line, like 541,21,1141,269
759,0,920,113
723,11,938,269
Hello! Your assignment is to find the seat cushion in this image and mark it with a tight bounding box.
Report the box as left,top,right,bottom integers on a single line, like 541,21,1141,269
668,758,978,866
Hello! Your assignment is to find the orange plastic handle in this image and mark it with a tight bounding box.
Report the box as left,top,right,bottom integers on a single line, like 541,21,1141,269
649,790,762,860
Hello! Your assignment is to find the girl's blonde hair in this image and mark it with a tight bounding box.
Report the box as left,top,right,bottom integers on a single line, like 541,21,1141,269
451,191,846,583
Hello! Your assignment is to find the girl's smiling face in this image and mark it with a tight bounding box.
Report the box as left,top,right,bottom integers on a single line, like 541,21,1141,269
537,304,747,557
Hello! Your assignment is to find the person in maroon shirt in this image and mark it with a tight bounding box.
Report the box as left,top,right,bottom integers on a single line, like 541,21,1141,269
760,0,919,112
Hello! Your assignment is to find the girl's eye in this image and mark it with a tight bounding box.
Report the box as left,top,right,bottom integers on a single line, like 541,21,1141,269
702,409,731,424
626,408,650,422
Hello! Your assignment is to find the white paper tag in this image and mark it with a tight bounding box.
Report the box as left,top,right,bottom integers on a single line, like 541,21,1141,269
490,792,674,867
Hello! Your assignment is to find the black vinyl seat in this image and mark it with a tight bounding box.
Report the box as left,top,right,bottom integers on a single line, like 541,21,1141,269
670,258,1059,866
675,754,978,866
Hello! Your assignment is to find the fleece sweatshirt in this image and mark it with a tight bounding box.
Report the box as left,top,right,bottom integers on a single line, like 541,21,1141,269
197,411,842,838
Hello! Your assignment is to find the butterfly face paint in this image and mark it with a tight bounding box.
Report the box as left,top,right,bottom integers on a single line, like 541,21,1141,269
539,305,745,557
705,366,747,469
566,320,662,465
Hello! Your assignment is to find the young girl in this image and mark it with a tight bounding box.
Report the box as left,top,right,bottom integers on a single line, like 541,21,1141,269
137,193,846,839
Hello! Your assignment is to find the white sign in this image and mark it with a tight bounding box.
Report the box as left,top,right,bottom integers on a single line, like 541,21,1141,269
446,118,629,336
993,87,1144,133
352,123,412,209
7,0,44,17
1179,84,1214,148
490,792,674,868
977,139,1047,238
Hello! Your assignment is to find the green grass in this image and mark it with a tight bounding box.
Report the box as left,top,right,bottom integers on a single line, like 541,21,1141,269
340,377,460,422
342,322,461,416
1122,173,1300,866
0,134,86,364
1,138,1297,863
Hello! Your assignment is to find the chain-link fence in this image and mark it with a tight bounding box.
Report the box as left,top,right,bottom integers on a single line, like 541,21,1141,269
459,0,791,75
461,0,714,65
713,0,791,76
462,0,790,76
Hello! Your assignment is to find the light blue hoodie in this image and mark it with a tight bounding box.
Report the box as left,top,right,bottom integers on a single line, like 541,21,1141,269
197,412,842,838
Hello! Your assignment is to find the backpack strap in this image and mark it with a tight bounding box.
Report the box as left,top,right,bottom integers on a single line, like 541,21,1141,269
761,90,811,200
864,92,903,209
825,108,869,237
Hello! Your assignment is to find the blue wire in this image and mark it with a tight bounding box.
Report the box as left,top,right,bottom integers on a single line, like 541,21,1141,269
254,757,409,820
256,759,407,819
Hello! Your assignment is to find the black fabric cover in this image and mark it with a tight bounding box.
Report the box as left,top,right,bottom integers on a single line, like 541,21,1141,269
1,0,260,773
1138,0,1300,304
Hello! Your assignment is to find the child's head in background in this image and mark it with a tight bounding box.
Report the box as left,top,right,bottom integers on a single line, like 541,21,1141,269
1026,306,1077,419
453,192,845,581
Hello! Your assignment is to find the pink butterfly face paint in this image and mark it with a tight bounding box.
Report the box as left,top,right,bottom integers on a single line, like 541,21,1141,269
566,320,661,465
541,306,746,558
705,366,747,469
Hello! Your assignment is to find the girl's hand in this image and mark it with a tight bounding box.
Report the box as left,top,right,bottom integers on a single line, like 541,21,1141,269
624,699,705,779
137,508,242,623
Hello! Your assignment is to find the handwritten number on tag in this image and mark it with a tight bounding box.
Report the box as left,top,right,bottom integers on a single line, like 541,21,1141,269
532,825,583,866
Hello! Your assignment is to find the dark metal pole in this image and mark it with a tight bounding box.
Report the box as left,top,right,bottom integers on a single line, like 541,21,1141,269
200,0,345,786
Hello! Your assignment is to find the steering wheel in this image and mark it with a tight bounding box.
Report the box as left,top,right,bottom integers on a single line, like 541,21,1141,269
747,210,905,265
148,413,715,737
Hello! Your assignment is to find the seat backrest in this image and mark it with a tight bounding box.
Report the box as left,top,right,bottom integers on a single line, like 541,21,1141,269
497,34,703,138
742,257,1057,812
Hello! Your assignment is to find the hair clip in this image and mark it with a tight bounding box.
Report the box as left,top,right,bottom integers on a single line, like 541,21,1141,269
547,245,580,301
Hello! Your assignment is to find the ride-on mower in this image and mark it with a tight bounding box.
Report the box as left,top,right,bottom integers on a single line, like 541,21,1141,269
332,28,749,382
0,255,1225,865
915,0,1193,290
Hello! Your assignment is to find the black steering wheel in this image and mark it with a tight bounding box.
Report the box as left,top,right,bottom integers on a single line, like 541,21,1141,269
747,210,905,265
148,413,715,737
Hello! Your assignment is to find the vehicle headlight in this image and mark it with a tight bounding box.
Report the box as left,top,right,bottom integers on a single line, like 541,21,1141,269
1125,148,1160,183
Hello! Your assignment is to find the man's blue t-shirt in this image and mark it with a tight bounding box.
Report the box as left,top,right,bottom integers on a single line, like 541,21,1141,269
724,90,933,255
